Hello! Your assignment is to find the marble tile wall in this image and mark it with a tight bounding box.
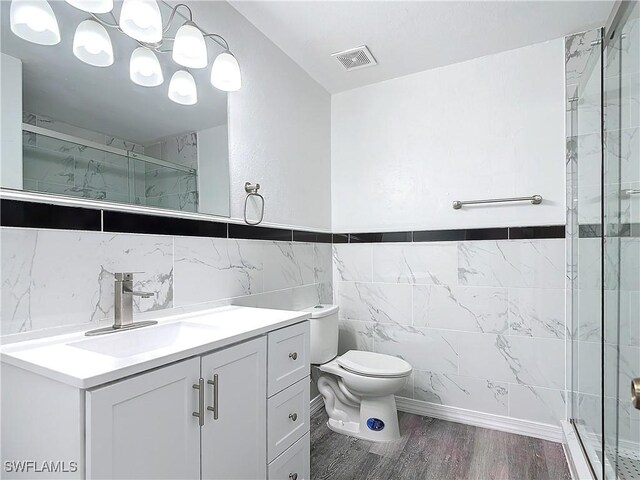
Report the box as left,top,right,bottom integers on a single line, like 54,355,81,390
0,226,332,337
333,239,568,427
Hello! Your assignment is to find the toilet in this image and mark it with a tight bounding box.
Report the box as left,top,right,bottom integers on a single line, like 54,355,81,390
302,304,412,442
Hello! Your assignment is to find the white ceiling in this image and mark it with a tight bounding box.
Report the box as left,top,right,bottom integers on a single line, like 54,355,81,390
230,0,614,94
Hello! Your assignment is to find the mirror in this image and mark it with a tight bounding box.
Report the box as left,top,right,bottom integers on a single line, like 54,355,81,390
0,0,230,217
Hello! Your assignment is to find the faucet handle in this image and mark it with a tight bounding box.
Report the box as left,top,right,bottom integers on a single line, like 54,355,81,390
115,272,144,281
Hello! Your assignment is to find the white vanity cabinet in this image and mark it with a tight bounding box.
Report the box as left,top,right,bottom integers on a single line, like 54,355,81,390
1,315,310,480
200,337,267,480
86,357,201,480
86,336,267,480
266,321,311,480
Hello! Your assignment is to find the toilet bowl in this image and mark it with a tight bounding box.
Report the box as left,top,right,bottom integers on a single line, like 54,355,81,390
302,304,412,442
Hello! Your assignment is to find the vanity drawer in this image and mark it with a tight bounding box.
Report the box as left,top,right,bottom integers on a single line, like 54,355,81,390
268,321,309,396
267,377,310,462
268,432,310,480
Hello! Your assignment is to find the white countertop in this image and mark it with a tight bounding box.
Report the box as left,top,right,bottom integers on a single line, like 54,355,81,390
0,306,309,389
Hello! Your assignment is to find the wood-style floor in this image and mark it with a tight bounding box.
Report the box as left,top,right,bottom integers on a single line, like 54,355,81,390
310,409,571,480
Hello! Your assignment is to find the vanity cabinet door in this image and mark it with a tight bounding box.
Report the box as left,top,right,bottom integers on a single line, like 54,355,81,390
201,336,267,480
85,358,201,480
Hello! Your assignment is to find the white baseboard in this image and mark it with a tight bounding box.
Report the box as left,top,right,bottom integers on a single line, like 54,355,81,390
395,396,564,443
310,394,325,416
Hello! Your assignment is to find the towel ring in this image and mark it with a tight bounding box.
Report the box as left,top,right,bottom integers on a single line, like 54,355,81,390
244,182,264,226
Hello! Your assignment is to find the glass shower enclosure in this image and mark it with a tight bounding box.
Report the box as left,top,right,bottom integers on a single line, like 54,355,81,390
568,2,639,479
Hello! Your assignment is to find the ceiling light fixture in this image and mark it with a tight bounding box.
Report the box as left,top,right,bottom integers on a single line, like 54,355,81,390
73,19,114,67
9,1,241,104
168,70,197,105
65,0,113,14
210,51,241,92
172,21,207,69
119,0,163,43
130,47,164,87
9,0,60,46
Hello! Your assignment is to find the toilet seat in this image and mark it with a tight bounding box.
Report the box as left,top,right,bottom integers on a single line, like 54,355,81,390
336,350,412,378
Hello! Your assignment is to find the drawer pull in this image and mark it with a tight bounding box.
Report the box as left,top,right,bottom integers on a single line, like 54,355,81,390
289,474,298,480
289,412,298,422
192,379,204,426
289,352,298,360
207,374,219,420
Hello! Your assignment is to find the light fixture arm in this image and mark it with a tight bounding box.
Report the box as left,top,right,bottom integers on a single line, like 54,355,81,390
89,11,119,29
163,3,193,32
89,3,231,54
203,33,229,51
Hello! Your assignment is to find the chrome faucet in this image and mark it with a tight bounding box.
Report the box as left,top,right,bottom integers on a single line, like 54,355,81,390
114,273,155,328
85,272,158,336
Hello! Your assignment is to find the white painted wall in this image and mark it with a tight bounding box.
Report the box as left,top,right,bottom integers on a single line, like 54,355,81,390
182,1,332,231
198,124,230,217
331,39,566,232
0,53,23,190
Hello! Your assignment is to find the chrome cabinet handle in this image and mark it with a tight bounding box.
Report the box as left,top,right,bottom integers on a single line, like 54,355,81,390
289,413,298,422
207,374,219,420
289,352,298,360
288,474,298,480
633,378,640,411
192,378,204,426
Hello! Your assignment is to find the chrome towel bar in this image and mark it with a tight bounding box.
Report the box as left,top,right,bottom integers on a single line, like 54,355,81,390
452,195,542,210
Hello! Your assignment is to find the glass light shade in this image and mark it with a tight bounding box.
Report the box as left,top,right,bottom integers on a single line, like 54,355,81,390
168,70,197,105
172,22,207,69
65,0,113,13
73,19,114,67
130,47,163,87
210,51,241,92
119,0,162,43
9,0,60,45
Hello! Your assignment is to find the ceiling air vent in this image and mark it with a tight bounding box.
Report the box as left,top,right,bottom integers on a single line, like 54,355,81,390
332,45,377,71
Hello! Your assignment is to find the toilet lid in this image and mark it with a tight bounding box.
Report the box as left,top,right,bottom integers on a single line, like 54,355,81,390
337,350,412,377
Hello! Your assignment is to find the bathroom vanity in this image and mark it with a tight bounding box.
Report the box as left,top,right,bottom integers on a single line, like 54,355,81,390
1,306,311,480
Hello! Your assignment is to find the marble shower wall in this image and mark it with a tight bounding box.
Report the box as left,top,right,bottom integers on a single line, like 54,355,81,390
144,133,199,213
333,239,567,427
0,226,332,336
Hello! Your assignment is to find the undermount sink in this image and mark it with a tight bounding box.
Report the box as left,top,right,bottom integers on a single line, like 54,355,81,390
68,322,221,358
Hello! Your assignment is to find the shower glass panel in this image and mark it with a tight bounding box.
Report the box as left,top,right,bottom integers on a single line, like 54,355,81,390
603,2,640,479
22,127,198,212
569,3,640,479
568,26,605,478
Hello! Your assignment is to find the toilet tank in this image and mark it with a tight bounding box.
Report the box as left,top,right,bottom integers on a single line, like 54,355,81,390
301,304,339,364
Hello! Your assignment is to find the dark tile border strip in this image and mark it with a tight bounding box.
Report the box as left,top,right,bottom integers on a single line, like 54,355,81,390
414,228,509,242
350,231,412,243
292,230,333,243
332,234,349,244
1,200,573,243
229,223,291,242
103,210,227,237
0,199,101,231
509,225,565,239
